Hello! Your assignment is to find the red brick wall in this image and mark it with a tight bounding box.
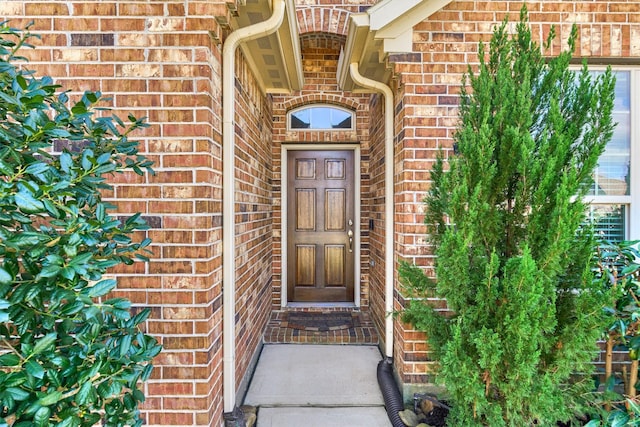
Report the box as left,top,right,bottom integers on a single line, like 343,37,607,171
366,91,387,352
231,48,275,397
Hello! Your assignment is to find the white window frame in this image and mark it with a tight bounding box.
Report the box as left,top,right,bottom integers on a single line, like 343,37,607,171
287,104,355,131
583,67,640,241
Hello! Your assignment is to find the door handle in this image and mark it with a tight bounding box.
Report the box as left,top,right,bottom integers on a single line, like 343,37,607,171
347,229,353,253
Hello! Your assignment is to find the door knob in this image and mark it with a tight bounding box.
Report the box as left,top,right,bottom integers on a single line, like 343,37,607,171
347,229,353,253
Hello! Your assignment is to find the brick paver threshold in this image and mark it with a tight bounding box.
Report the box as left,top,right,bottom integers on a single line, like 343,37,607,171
263,310,379,345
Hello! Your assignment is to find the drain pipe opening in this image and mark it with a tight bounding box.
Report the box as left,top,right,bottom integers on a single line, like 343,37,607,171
378,358,406,427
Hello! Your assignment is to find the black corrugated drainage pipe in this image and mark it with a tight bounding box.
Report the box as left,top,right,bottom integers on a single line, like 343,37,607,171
377,357,405,427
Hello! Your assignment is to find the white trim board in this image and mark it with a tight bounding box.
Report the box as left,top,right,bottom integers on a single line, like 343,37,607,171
280,144,362,308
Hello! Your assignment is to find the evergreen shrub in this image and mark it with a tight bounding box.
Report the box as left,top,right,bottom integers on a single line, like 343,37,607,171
400,9,616,426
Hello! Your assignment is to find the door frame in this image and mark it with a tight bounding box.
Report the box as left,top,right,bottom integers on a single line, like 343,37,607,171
280,144,361,308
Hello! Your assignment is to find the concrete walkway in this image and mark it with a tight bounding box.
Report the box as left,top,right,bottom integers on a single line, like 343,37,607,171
244,344,392,427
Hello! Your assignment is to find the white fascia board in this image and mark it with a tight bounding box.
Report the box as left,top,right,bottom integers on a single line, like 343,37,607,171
280,0,304,90
367,0,423,31
382,28,413,56
371,0,453,51
337,13,371,91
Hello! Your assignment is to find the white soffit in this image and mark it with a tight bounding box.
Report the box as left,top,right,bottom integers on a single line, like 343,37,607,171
337,0,452,92
232,0,304,94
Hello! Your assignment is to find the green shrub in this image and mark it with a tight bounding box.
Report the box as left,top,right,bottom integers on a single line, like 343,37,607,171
0,23,160,426
586,240,640,426
400,8,616,426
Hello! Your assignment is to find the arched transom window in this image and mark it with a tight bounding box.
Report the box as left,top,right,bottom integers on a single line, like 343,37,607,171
288,105,354,130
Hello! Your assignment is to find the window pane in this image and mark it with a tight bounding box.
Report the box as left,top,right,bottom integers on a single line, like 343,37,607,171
288,106,353,130
311,107,332,129
587,204,626,242
290,109,310,129
590,71,630,196
331,109,352,128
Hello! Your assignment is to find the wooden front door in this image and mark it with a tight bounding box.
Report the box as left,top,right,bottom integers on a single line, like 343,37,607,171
287,150,355,302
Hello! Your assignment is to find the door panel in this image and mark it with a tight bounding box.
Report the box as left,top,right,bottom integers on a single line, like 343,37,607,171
325,245,345,286
325,190,345,231
287,150,355,302
296,189,316,231
295,245,316,286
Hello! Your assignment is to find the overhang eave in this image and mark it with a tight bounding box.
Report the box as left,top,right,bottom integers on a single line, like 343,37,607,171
337,0,453,92
232,0,304,94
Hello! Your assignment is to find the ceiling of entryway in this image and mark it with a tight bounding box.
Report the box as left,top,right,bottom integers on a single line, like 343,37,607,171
230,0,304,93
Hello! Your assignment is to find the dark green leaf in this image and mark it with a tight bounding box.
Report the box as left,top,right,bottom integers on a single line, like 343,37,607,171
86,279,116,298
37,390,63,406
84,92,98,103
610,412,630,427
47,128,71,138
32,333,56,355
7,232,45,248
42,199,60,218
24,162,48,175
0,159,14,175
59,152,72,173
33,406,51,427
60,267,75,280
55,418,78,427
96,203,105,221
15,190,44,213
628,398,640,415
0,268,11,285
105,298,131,310
141,363,154,381
25,359,45,379
6,387,30,401
132,388,145,403
81,151,93,171
74,381,92,406
119,334,132,358
0,353,21,367
82,305,100,320
622,263,640,276
96,152,111,164
71,100,86,115
60,299,85,316
38,263,61,278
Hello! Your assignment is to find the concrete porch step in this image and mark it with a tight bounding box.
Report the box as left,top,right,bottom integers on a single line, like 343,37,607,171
244,344,391,427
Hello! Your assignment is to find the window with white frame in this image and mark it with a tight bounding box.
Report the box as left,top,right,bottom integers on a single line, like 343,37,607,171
585,68,639,241
287,105,354,130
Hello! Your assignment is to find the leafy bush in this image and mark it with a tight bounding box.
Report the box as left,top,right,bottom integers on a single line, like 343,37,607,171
586,240,640,427
0,23,160,426
400,9,616,426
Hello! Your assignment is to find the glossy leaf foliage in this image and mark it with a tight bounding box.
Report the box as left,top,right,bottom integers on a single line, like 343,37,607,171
0,24,160,427
589,240,640,425
401,8,616,427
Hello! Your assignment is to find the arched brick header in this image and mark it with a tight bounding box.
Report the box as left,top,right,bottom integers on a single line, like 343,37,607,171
282,94,365,113
297,7,351,37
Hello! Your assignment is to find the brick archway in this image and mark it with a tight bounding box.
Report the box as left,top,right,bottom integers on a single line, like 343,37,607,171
282,94,364,114
297,7,351,37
